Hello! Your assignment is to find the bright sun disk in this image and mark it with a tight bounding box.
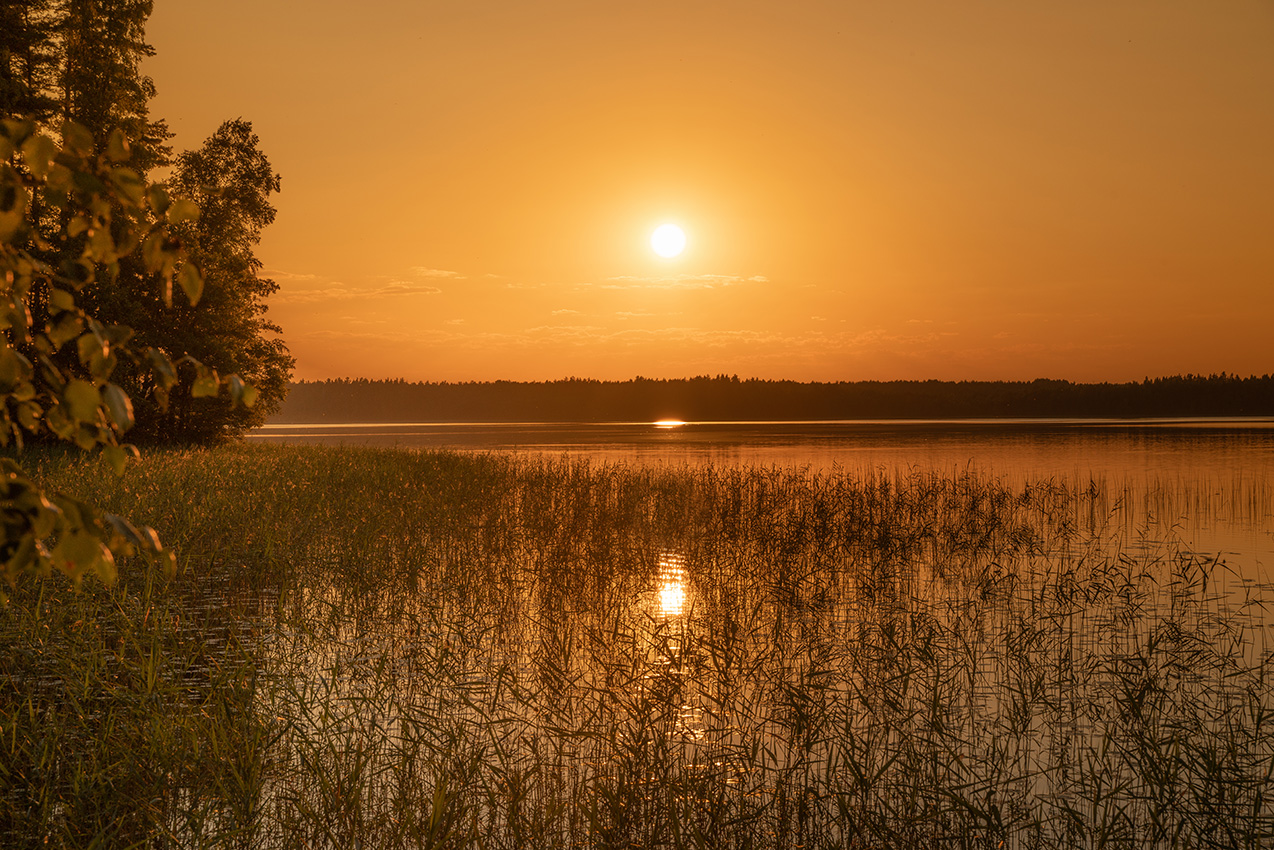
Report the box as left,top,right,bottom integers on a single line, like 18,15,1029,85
651,224,686,258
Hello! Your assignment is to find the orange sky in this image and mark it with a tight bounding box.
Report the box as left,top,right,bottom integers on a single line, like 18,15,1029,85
145,1,1274,383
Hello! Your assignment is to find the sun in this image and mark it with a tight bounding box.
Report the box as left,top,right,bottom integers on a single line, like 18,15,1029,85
651,223,686,258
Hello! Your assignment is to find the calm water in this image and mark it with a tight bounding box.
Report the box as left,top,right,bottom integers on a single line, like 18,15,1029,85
252,417,1274,475
251,418,1274,581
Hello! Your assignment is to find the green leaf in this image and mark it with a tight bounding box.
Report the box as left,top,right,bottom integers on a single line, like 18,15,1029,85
146,185,171,214
106,323,135,347
61,121,94,156
63,379,100,422
160,548,177,578
109,167,145,205
178,262,203,306
45,404,74,439
3,536,39,586
20,134,57,179
49,313,84,348
0,117,34,145
70,170,106,195
16,401,40,432
0,183,28,243
45,163,72,201
137,523,162,552
106,128,131,163
167,198,200,223
0,121,21,159
76,330,106,364
103,444,128,477
227,375,259,408
146,348,177,389
142,231,166,273
102,383,134,431
31,494,62,539
72,423,99,451
192,366,220,398
12,380,35,402
104,512,146,554
49,288,76,312
0,345,27,387
53,532,116,584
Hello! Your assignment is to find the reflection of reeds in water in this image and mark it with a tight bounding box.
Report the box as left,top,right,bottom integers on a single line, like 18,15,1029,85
4,443,1274,848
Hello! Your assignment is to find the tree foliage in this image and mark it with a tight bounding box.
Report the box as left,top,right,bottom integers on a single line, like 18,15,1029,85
105,119,293,442
3,0,291,444
1,117,251,594
2,0,169,167
277,373,1274,423
0,0,61,120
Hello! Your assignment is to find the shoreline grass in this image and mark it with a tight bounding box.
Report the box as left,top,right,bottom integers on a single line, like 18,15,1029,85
3,443,1272,848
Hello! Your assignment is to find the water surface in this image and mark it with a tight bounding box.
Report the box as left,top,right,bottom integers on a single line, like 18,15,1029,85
253,418,1274,582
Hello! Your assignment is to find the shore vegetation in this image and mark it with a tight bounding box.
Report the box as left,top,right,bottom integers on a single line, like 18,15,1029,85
3,443,1271,848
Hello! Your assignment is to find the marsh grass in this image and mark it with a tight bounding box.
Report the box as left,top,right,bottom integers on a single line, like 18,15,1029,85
3,443,1272,848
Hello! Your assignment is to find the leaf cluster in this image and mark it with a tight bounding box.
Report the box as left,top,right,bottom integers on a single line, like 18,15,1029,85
1,117,254,594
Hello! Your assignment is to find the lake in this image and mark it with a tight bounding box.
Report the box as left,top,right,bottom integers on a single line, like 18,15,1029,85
251,417,1274,583
222,429,1274,846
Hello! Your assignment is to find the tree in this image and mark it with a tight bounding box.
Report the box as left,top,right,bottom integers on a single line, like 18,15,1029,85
2,0,169,169
1,117,253,594
0,0,61,121
107,119,293,443
5,1,290,443
56,0,170,171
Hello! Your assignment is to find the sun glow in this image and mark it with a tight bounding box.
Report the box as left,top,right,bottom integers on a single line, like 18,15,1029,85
651,224,686,258
654,418,686,428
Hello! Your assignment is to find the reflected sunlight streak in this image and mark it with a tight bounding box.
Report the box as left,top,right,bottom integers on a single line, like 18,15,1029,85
656,552,689,618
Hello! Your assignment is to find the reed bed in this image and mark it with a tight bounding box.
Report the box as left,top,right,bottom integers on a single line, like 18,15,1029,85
2,443,1272,848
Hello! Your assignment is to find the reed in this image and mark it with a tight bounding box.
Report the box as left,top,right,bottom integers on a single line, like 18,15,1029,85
2,442,1271,848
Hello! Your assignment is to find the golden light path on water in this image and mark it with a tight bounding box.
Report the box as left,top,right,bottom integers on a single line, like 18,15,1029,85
656,552,689,618
642,551,709,746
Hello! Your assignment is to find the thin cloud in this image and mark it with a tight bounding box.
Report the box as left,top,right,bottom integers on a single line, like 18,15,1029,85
263,268,318,282
600,273,769,290
381,281,443,296
411,267,464,279
275,280,441,304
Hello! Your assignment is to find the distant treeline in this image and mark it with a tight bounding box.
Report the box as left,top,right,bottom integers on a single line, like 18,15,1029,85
270,374,1274,423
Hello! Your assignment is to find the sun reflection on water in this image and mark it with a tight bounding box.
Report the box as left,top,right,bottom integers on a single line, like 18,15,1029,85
656,552,689,618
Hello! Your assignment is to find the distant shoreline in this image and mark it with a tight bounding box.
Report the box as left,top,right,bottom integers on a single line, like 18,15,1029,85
268,374,1274,425
257,416,1274,428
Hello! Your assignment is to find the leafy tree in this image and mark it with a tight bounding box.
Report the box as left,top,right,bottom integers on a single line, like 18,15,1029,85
5,1,290,443
1,117,252,595
105,119,292,442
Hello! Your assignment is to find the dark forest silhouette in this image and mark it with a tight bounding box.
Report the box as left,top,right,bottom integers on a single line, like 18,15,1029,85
273,373,1274,423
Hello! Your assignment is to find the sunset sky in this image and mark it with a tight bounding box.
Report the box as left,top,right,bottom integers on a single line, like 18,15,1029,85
145,1,1274,384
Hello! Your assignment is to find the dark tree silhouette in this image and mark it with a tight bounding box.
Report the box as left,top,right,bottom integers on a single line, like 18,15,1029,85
274,374,1274,424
